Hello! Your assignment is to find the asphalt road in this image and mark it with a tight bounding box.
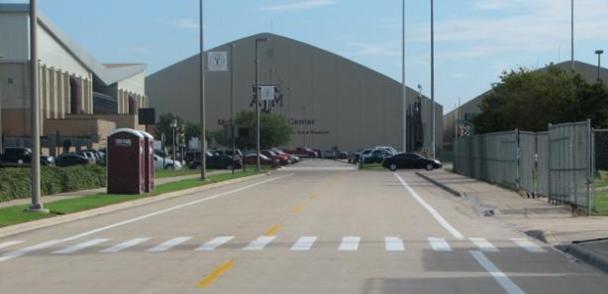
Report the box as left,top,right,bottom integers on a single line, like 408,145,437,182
1,159,607,294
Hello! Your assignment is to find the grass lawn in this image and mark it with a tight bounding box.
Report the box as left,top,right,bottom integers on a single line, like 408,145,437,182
154,168,208,179
359,163,386,171
0,169,265,228
593,171,608,215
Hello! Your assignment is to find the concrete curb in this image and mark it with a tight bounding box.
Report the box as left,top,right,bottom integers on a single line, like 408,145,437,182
415,172,463,197
557,242,608,273
0,172,271,239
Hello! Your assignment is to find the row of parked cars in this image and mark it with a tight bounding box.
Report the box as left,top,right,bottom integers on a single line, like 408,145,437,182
0,147,106,168
184,147,303,170
348,146,442,171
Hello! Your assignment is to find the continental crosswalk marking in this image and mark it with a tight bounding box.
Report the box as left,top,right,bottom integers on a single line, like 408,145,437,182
338,236,360,251
428,237,451,252
510,238,545,253
385,237,405,251
53,239,109,255
100,238,150,253
470,238,498,252
244,236,276,251
148,237,192,252
0,241,24,250
196,236,235,251
290,236,317,251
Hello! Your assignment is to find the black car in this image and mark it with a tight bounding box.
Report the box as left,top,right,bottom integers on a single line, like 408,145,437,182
189,152,242,170
382,153,442,171
0,147,54,167
363,149,394,164
55,153,90,167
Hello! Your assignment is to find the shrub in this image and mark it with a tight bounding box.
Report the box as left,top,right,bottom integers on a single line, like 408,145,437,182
0,165,107,202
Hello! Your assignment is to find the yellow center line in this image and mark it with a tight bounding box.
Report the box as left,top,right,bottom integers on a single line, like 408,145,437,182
292,203,306,214
196,260,236,289
309,193,318,199
264,224,282,236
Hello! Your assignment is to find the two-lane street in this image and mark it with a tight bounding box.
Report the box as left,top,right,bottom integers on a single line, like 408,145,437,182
1,160,607,293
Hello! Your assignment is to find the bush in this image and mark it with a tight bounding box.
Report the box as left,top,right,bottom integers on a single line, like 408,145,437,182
0,165,107,202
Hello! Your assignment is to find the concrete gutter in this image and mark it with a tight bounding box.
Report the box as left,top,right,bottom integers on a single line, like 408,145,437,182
415,172,463,197
0,172,271,239
557,240,608,273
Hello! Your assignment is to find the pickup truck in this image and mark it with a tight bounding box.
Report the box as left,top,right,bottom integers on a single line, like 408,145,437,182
283,147,318,158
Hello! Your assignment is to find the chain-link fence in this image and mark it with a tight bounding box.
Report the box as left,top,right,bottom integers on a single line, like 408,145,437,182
454,120,595,214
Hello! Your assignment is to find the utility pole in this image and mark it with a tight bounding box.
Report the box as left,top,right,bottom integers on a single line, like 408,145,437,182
230,43,236,174
199,0,207,180
430,0,436,159
596,50,604,82
402,0,407,153
255,37,268,172
571,0,575,71
28,0,45,212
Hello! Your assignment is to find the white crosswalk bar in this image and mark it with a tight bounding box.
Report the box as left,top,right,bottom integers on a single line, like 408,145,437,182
53,239,109,254
197,236,235,251
339,236,361,251
428,237,451,252
511,238,545,253
385,237,405,251
290,236,318,251
0,241,25,250
470,238,499,252
244,236,276,251
100,238,150,253
148,237,192,252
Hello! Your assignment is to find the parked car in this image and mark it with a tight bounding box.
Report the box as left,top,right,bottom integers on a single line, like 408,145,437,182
337,151,349,160
189,152,242,170
244,153,279,166
262,150,291,165
153,154,183,170
382,153,442,171
270,148,300,163
0,147,54,167
55,153,90,167
363,149,394,164
324,149,337,159
283,147,318,158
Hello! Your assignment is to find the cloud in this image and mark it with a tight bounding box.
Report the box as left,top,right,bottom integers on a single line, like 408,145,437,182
260,0,336,12
161,18,200,30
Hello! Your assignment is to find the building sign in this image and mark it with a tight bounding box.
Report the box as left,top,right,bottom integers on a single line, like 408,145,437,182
207,51,228,72
259,86,275,101
115,138,132,147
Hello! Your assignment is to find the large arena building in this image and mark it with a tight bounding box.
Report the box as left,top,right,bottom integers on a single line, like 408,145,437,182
147,33,443,154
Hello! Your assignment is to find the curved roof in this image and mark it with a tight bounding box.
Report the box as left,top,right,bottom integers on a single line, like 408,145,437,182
0,3,146,86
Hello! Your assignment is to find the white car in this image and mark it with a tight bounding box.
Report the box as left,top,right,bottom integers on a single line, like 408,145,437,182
153,155,183,170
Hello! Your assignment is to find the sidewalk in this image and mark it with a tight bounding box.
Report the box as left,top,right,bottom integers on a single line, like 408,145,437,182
418,169,608,271
0,170,230,209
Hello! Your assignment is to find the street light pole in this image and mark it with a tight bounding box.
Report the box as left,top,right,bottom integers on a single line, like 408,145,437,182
402,0,407,153
29,0,45,212
171,119,177,170
199,0,207,180
596,49,604,82
571,0,575,71
430,0,436,159
230,43,236,175
255,37,268,172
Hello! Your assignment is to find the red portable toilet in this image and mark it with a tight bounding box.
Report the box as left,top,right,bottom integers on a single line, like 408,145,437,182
107,128,145,194
139,130,155,193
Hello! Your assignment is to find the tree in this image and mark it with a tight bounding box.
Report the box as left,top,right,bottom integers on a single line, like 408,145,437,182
474,66,608,133
210,111,292,150
155,113,185,146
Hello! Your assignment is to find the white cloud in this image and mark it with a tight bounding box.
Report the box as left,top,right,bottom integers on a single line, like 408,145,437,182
260,0,336,12
162,18,200,30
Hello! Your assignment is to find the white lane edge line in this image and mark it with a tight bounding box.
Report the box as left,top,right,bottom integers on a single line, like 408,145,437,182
148,236,192,252
511,238,546,253
393,173,465,240
100,238,150,253
196,236,235,251
0,240,25,250
290,236,318,251
53,239,109,254
470,237,499,252
338,236,361,251
243,236,276,251
428,237,452,252
385,237,405,251
470,250,525,294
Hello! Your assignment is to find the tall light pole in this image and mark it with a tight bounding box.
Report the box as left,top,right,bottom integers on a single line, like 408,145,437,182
596,49,604,82
28,0,45,212
430,0,436,159
402,0,407,153
171,119,177,170
230,43,236,174
199,0,207,180
571,0,575,71
255,37,268,172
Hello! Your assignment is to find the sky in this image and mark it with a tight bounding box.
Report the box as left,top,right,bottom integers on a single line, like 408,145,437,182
3,0,608,112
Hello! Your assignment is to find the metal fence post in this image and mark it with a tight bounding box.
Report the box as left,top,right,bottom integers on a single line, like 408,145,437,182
587,119,593,215
548,123,552,203
515,129,520,190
